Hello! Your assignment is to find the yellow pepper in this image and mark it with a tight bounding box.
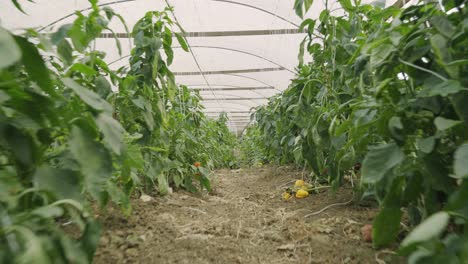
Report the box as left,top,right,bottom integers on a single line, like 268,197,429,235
282,192,292,200
294,179,305,187
295,189,309,199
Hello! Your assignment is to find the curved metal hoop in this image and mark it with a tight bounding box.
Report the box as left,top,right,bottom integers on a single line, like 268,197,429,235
208,0,300,27
223,73,282,91
202,100,260,108
39,0,300,34
175,46,294,73
38,0,137,32
198,89,273,98
108,46,294,74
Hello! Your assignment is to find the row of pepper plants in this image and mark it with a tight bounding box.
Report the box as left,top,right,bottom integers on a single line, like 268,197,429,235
244,0,467,261
0,0,237,262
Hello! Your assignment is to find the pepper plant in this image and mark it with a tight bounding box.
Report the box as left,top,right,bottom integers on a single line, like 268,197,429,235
245,0,468,260
0,0,237,262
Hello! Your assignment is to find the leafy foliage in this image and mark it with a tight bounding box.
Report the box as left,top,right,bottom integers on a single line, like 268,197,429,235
244,0,468,261
1,0,237,261
239,124,269,167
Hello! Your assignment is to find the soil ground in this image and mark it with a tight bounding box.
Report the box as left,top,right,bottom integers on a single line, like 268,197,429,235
94,166,404,264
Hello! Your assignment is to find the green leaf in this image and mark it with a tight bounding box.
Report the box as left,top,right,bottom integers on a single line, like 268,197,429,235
373,207,402,247
200,175,211,192
66,63,97,76
373,178,402,247
430,16,455,38
11,0,28,14
141,98,155,130
299,19,315,32
431,34,450,63
32,205,64,218
401,212,450,248
453,143,468,179
164,43,174,66
152,50,160,79
14,36,54,94
388,116,403,141
62,78,112,114
370,0,386,8
416,136,435,154
0,90,10,104
88,0,99,11
304,0,313,11
175,32,188,52
157,173,169,195
294,0,304,18
69,126,112,205
298,38,306,68
339,0,354,12
33,165,82,200
96,114,125,155
1,125,38,167
446,181,468,218
51,24,73,45
419,80,467,97
370,44,394,68
0,27,21,69
107,28,122,56
57,39,74,66
106,181,131,215
80,219,102,262
319,9,329,23
434,117,462,131
362,143,404,184
123,144,144,170
94,76,111,98
451,91,468,122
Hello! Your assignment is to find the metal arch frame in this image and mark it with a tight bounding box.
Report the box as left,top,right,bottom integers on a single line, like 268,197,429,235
208,0,300,27
193,86,274,91
206,114,251,117
222,118,251,121
198,89,273,99
38,0,137,32
223,73,283,91
202,100,262,108
203,102,256,109
202,92,268,101
165,0,227,113
203,97,268,101
174,67,284,75
108,66,283,92
185,84,276,91
37,0,302,36
180,73,282,92
201,92,267,105
172,46,294,73
185,84,243,88
108,45,294,74
204,110,252,113
203,107,254,113
207,115,252,119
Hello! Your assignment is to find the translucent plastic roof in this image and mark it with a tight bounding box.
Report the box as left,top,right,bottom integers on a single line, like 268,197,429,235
0,0,392,133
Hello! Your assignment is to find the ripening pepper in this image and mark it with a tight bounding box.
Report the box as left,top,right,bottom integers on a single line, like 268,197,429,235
294,179,305,187
282,192,292,200
295,189,309,198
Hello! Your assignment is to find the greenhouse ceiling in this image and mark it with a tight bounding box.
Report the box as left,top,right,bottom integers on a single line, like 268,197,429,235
0,0,401,133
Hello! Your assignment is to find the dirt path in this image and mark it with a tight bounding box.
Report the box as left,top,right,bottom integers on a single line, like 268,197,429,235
94,166,402,263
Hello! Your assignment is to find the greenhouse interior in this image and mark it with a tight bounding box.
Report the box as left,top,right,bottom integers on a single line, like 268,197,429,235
0,0,467,262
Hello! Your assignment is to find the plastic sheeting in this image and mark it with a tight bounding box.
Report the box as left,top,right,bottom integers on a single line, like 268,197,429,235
0,0,387,133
